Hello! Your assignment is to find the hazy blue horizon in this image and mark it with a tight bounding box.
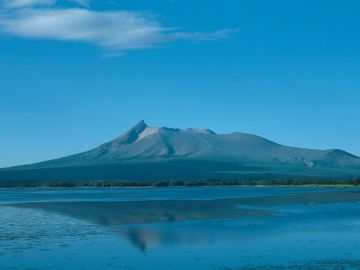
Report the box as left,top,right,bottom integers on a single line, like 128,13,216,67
1,0,360,168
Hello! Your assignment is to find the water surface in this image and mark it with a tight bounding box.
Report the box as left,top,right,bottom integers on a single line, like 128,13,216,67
1,187,360,270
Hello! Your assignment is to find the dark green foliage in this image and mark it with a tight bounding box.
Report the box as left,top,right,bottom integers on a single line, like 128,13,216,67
1,178,359,188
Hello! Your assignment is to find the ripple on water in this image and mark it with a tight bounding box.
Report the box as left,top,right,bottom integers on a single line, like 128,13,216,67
220,259,360,270
0,206,107,254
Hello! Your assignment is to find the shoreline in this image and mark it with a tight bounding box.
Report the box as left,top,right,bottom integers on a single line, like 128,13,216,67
0,179,360,189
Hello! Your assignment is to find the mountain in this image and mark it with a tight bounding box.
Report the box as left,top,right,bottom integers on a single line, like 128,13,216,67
1,120,360,184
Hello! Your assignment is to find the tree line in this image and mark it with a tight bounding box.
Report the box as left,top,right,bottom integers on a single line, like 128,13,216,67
1,178,360,188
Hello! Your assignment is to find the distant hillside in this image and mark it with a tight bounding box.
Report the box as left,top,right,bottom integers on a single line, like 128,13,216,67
1,120,360,184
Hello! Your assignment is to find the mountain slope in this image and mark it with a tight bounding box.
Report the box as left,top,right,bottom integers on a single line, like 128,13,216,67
1,120,360,182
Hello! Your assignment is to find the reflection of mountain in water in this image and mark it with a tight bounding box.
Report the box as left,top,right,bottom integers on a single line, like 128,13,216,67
8,190,360,251
122,228,148,253
12,199,272,226
8,198,272,251
116,223,267,252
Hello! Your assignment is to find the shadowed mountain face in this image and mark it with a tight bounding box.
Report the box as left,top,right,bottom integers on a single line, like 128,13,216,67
1,121,360,182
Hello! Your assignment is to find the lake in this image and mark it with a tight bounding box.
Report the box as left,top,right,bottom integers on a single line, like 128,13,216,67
1,187,360,270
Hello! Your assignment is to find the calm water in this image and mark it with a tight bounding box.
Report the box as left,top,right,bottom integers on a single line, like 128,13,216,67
1,187,360,270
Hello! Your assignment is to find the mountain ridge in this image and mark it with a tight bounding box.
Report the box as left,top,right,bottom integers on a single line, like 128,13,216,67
1,120,360,182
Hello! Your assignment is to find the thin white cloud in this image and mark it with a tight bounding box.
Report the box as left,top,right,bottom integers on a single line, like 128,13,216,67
3,0,90,8
71,0,89,7
0,6,235,51
3,0,56,8
170,29,236,42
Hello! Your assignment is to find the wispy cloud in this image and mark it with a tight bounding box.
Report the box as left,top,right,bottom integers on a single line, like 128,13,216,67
71,0,90,7
3,0,89,8
3,0,56,8
0,2,235,51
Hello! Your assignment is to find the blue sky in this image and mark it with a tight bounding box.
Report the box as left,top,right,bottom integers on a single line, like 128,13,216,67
0,0,359,167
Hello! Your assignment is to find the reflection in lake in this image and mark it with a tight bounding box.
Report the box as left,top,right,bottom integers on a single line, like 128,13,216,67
12,199,273,225
1,187,360,269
